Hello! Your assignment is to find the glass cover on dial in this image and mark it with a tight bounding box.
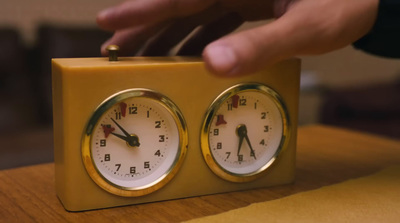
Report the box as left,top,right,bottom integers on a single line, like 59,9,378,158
201,83,289,182
82,89,187,196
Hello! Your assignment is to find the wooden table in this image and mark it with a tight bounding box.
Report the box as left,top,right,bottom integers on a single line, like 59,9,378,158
1,125,399,222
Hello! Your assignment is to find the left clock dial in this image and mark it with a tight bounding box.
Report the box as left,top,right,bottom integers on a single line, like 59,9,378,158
82,89,188,197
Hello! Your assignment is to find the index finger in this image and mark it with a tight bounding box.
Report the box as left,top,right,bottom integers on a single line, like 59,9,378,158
97,0,216,31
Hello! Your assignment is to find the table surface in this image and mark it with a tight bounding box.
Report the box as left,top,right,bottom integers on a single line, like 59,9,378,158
1,125,399,222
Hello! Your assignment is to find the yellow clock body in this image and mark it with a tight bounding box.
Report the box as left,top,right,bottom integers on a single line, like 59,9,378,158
52,57,300,211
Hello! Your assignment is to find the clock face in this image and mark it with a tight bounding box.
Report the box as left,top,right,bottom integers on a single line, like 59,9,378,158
82,89,187,197
201,83,290,182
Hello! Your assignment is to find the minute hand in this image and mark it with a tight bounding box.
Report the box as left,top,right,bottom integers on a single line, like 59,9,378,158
244,133,256,160
110,118,140,147
111,118,131,137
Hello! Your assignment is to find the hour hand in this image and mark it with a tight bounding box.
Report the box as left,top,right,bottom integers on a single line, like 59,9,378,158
110,132,129,141
237,134,244,158
110,118,140,147
111,118,130,137
237,124,256,160
236,125,246,161
111,130,140,147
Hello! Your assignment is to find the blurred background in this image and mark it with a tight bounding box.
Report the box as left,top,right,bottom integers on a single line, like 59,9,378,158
1,0,399,169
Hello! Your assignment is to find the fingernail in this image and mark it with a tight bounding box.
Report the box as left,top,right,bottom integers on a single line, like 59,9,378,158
97,8,114,21
204,44,237,76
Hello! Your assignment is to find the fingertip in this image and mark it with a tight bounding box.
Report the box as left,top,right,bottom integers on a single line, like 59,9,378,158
100,40,114,56
204,21,296,77
96,8,116,30
97,8,110,21
203,43,240,77
100,45,108,56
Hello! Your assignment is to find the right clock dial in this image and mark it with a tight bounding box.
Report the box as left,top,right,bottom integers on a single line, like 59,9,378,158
201,83,290,182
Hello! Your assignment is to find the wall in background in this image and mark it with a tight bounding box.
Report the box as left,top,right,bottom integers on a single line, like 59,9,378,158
1,0,123,44
301,47,400,88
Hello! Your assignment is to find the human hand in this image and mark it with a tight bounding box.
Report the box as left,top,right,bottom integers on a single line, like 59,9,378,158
97,0,378,76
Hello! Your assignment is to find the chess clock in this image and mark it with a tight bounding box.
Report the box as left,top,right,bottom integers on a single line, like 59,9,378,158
52,54,300,211
81,88,188,197
200,83,289,183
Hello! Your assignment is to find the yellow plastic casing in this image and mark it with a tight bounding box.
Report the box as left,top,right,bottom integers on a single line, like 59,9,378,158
52,57,300,211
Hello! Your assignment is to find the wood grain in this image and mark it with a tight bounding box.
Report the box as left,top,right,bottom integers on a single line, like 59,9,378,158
0,125,399,222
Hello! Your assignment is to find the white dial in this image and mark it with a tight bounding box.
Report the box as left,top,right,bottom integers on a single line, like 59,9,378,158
201,83,289,182
82,89,187,197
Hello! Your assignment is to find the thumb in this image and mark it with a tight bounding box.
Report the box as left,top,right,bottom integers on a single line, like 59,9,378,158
202,18,302,76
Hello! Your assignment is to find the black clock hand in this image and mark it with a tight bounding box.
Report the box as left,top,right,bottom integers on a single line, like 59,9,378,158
237,134,244,161
111,118,131,137
127,135,140,147
110,118,140,147
237,125,247,161
110,132,129,141
237,124,257,160
111,132,140,147
244,133,256,160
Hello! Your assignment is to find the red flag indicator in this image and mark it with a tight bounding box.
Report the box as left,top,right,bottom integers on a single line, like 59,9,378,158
119,102,127,117
102,125,115,138
216,115,227,126
231,95,239,108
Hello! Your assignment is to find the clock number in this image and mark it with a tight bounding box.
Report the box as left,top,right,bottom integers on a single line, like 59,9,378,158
100,139,106,147
147,110,150,118
130,167,136,174
225,152,231,159
159,135,165,142
129,106,138,114
260,139,265,145
104,154,110,162
261,112,267,119
238,154,243,162
227,103,233,111
217,142,222,149
115,112,122,120
254,102,257,109
264,125,269,132
115,164,121,171
213,129,219,136
239,98,247,106
155,121,161,128
154,150,161,157
144,161,150,169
